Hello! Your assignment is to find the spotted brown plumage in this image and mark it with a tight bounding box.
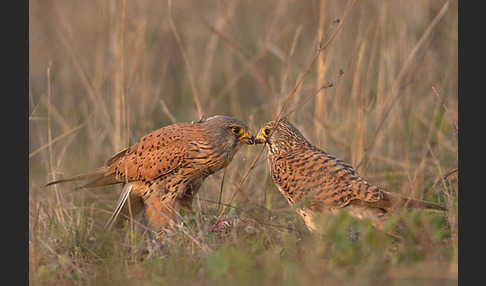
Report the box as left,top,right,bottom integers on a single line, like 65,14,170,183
46,115,254,232
255,118,446,233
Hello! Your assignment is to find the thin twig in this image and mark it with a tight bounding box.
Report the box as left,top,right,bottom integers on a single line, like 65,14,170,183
275,0,358,123
284,76,341,118
46,62,64,222
29,122,87,159
217,146,266,219
160,99,177,124
423,168,458,195
167,0,204,119
355,0,450,170
217,167,227,212
53,9,113,132
201,17,272,95
199,1,239,99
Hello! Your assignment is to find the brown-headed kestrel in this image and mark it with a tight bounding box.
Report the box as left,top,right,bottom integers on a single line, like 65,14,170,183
254,118,445,234
46,115,254,233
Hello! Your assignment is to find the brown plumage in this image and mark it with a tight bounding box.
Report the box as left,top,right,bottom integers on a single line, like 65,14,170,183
255,118,446,233
46,115,254,232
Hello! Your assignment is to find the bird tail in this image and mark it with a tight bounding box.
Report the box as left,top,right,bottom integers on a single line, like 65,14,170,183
45,167,120,189
383,191,446,211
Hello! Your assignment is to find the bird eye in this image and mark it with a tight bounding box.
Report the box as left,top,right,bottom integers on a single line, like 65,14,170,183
231,126,243,135
263,127,272,136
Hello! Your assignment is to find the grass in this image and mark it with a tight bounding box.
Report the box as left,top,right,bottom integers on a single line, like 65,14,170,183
30,0,457,285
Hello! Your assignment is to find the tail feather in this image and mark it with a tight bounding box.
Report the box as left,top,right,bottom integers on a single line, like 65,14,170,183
45,167,119,188
383,191,446,211
105,183,133,230
78,175,121,189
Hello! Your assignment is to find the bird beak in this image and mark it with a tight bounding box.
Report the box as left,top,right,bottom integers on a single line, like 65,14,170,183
254,129,266,144
239,130,255,145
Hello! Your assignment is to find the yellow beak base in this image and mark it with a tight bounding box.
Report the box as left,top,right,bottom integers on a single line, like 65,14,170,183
254,130,266,144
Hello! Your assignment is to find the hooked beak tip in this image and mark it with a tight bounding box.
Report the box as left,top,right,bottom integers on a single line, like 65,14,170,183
254,136,266,144
240,133,255,145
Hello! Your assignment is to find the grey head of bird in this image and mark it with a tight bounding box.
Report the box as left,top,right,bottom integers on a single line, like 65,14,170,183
197,115,255,153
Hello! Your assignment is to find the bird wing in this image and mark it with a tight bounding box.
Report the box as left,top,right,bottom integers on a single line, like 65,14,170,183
272,148,384,211
46,124,193,188
277,148,445,212
110,125,190,183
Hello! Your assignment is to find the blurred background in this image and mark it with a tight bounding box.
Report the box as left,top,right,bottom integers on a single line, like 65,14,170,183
29,0,457,285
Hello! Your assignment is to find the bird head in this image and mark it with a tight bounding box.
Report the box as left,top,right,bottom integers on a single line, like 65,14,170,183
255,117,310,155
199,115,255,151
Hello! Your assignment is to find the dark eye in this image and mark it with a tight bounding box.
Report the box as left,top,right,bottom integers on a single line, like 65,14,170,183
231,126,243,135
263,128,271,136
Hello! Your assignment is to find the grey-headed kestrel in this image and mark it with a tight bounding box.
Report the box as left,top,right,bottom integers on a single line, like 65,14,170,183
46,115,254,233
254,118,445,234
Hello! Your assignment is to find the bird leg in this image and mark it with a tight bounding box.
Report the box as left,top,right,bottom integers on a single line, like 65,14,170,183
143,193,178,232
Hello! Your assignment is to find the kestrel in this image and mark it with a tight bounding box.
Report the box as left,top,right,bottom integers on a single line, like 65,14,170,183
46,115,254,233
254,118,445,234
